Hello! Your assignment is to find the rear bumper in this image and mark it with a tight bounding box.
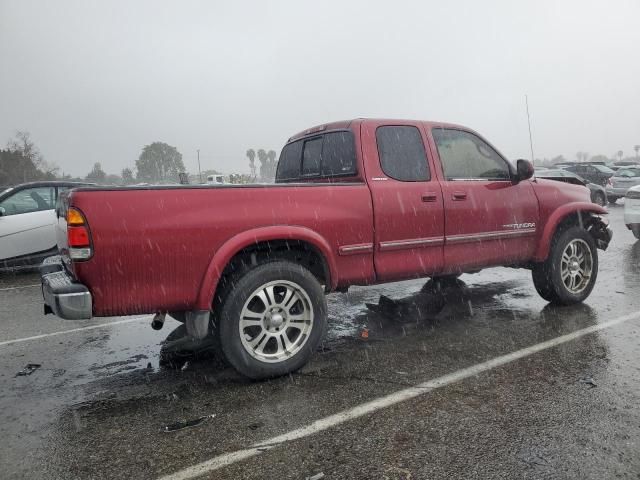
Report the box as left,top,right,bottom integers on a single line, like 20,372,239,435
40,256,92,320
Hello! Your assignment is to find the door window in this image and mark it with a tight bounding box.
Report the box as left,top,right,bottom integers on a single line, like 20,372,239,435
376,126,430,181
0,187,54,216
433,128,511,181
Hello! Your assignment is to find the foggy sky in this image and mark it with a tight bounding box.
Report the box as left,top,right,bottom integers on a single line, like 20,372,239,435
1,0,639,177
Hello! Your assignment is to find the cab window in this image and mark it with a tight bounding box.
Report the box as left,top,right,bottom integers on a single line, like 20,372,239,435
433,128,511,181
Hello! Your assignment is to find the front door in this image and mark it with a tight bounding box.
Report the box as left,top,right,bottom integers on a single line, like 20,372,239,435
0,186,56,261
362,121,445,282
429,127,539,272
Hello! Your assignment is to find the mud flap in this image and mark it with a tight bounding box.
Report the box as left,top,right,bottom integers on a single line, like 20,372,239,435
185,310,210,340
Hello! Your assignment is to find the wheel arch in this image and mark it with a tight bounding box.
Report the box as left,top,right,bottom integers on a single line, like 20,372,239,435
196,226,337,310
533,202,607,262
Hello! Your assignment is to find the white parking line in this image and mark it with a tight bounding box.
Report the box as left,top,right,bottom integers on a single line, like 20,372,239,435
158,311,640,480
0,284,40,292
0,316,152,348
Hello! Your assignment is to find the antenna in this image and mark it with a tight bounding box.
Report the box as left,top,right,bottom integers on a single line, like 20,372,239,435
525,95,535,163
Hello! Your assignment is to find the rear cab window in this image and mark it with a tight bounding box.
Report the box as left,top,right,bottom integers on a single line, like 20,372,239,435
375,125,430,181
276,131,357,182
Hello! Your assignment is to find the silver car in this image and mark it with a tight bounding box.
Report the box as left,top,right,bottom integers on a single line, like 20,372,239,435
606,166,640,204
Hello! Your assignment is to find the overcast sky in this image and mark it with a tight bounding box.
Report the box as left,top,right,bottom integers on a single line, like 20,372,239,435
1,0,639,176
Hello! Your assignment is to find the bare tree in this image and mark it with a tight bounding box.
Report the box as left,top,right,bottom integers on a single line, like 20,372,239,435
7,130,58,177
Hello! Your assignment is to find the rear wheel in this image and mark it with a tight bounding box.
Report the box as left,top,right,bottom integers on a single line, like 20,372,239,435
215,261,327,379
531,226,598,305
632,227,640,240
608,196,618,205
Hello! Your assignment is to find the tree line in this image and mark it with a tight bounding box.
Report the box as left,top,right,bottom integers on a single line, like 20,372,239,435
1,131,280,187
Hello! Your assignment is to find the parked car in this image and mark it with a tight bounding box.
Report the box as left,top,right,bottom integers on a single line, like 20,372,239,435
207,174,227,185
624,185,640,240
0,181,91,268
563,164,615,187
606,167,640,204
535,169,607,206
40,119,612,379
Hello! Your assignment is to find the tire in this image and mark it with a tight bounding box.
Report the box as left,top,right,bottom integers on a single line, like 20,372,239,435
531,226,598,305
592,192,606,207
215,260,327,379
608,196,618,205
633,227,640,240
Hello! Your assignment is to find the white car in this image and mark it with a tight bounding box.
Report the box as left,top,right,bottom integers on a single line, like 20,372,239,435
0,181,89,268
624,184,640,240
206,174,227,185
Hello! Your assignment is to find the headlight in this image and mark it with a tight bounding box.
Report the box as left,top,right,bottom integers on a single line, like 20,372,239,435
626,190,640,199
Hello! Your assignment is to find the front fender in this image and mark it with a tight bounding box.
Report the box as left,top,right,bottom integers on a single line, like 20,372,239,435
195,226,338,310
533,202,608,262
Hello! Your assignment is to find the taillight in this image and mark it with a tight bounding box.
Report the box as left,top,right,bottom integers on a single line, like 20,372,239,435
67,207,92,260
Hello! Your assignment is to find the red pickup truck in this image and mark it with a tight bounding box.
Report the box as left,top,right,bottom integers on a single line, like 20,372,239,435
41,119,612,379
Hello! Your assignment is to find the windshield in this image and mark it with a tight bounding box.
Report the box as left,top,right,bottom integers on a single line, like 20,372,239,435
614,168,640,177
593,165,615,174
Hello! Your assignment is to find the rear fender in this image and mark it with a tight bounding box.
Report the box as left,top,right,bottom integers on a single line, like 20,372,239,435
533,202,608,262
195,226,337,310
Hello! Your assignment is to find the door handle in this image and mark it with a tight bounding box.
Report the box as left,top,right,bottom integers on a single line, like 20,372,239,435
452,191,467,200
421,193,438,202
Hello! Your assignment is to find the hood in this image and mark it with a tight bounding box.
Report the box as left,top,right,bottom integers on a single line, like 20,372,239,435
532,178,592,204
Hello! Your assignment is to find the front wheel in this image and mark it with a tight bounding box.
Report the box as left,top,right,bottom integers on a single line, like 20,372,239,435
216,261,327,379
531,226,598,305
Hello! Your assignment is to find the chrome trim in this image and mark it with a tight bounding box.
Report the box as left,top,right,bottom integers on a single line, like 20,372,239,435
379,237,445,251
338,243,374,255
42,285,92,320
446,228,537,244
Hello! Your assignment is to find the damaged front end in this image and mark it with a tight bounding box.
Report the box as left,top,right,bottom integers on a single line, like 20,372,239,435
586,214,613,251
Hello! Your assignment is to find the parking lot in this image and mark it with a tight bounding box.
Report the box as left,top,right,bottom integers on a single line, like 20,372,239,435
1,205,639,480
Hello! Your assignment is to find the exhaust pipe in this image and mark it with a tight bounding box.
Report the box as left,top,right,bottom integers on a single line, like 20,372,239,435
151,312,166,330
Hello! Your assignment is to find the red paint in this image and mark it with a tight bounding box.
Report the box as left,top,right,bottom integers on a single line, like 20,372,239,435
59,119,607,317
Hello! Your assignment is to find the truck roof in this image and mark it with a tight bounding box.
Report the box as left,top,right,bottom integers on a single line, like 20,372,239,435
287,118,469,143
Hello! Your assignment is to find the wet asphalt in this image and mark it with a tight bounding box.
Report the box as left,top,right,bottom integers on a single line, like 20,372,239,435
0,205,639,480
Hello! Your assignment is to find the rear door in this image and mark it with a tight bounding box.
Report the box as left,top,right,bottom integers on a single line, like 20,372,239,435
0,186,56,260
429,127,539,271
362,121,445,281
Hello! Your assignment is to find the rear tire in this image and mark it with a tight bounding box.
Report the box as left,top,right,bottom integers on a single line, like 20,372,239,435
215,260,327,379
632,227,640,240
531,226,598,305
608,196,618,205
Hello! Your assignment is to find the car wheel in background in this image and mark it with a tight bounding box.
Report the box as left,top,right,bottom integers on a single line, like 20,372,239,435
215,260,327,379
531,226,598,305
592,192,606,206
608,196,618,205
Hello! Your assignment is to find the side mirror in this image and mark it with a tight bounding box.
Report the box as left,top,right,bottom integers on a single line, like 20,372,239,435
0,207,5,217
515,159,535,183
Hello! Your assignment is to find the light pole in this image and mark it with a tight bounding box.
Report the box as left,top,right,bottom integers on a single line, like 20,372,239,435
197,149,202,183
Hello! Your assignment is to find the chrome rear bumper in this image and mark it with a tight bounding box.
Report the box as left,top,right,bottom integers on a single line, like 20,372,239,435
40,256,92,320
